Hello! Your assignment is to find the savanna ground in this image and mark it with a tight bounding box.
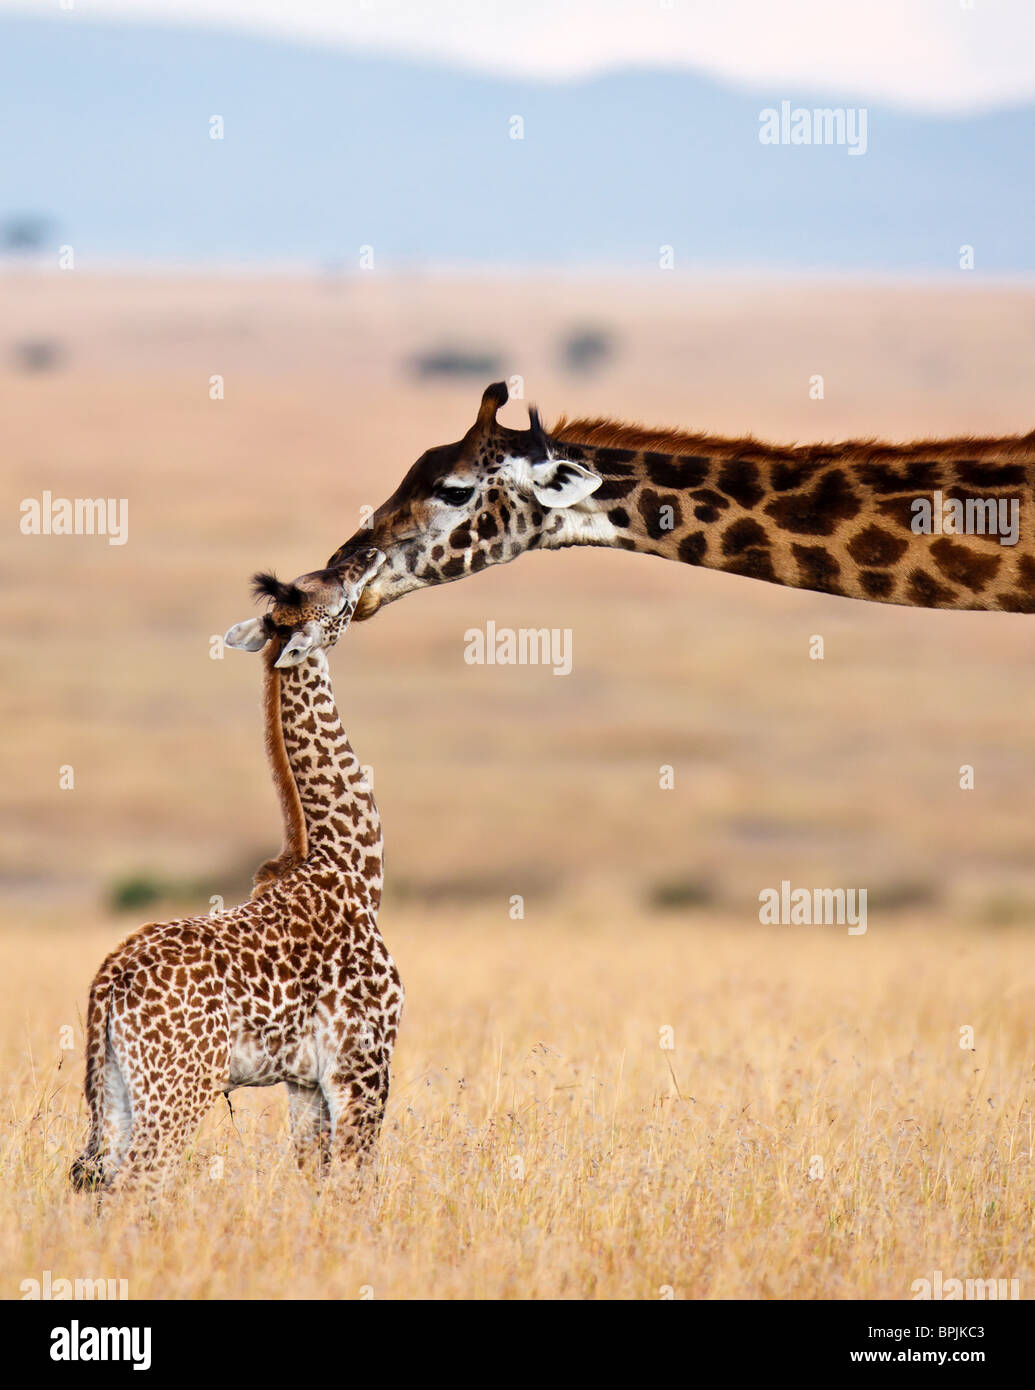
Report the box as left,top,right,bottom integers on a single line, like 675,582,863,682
2,270,1035,1298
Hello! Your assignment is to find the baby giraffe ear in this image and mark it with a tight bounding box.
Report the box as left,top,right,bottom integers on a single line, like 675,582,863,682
529,456,602,508
274,622,319,669
224,618,268,652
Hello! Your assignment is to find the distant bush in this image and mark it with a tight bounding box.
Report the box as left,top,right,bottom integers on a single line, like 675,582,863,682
410,348,504,379
2,214,53,253
387,871,554,908
647,877,715,911
865,880,937,912
108,873,165,913
106,857,257,914
560,327,613,374
15,340,62,373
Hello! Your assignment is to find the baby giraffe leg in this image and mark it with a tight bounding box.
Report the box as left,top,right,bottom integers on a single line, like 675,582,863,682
322,1046,392,1164
286,1080,332,1170
109,1064,217,1194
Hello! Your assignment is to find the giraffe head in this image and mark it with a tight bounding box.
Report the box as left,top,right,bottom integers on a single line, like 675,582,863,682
225,548,385,666
327,382,603,619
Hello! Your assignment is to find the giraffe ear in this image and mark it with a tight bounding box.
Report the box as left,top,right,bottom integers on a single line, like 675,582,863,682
529,457,601,508
274,622,319,669
224,618,268,652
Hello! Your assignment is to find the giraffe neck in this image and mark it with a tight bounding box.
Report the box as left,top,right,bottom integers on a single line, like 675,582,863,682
260,645,382,911
253,647,308,893
546,424,1035,613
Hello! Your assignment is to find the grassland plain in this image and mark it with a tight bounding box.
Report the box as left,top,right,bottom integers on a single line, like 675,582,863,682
3,909,1034,1299
3,272,1035,1298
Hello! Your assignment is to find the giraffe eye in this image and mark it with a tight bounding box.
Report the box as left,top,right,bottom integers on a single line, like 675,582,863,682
435,484,475,506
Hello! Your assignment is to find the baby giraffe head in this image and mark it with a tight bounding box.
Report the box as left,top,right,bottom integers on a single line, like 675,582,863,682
225,547,385,666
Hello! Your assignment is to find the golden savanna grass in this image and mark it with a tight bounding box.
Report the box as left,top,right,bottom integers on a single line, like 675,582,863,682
3,272,1035,1298
4,910,1034,1299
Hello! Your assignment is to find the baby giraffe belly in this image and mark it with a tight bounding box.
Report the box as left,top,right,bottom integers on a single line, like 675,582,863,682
227,1028,319,1089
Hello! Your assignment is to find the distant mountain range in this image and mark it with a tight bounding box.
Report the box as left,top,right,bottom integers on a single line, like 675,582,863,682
2,14,1033,271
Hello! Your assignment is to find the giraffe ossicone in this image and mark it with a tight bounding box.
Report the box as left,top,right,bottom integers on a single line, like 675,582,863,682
71,546,401,1193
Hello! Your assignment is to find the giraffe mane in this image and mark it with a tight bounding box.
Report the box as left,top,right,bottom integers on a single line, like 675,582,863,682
549,415,1035,465
251,642,308,897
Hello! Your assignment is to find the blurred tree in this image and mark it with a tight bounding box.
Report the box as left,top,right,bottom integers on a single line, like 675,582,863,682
410,347,504,379
2,214,53,254
561,327,613,374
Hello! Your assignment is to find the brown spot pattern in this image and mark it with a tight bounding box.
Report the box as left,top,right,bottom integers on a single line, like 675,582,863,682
764,469,862,536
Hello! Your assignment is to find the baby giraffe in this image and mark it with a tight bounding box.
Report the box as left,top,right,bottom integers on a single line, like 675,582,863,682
71,547,404,1192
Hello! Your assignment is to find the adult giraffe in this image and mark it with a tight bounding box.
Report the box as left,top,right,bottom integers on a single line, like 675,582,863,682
328,382,1035,617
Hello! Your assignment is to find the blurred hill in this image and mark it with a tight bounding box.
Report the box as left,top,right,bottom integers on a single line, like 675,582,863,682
2,14,1035,270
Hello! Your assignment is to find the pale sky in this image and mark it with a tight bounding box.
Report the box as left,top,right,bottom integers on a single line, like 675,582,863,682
5,0,1035,112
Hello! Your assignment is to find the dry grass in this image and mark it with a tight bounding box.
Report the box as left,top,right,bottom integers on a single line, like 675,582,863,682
3,272,1035,1298
3,908,1033,1299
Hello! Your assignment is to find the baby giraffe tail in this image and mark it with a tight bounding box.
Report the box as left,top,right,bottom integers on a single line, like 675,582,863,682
69,976,116,1191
